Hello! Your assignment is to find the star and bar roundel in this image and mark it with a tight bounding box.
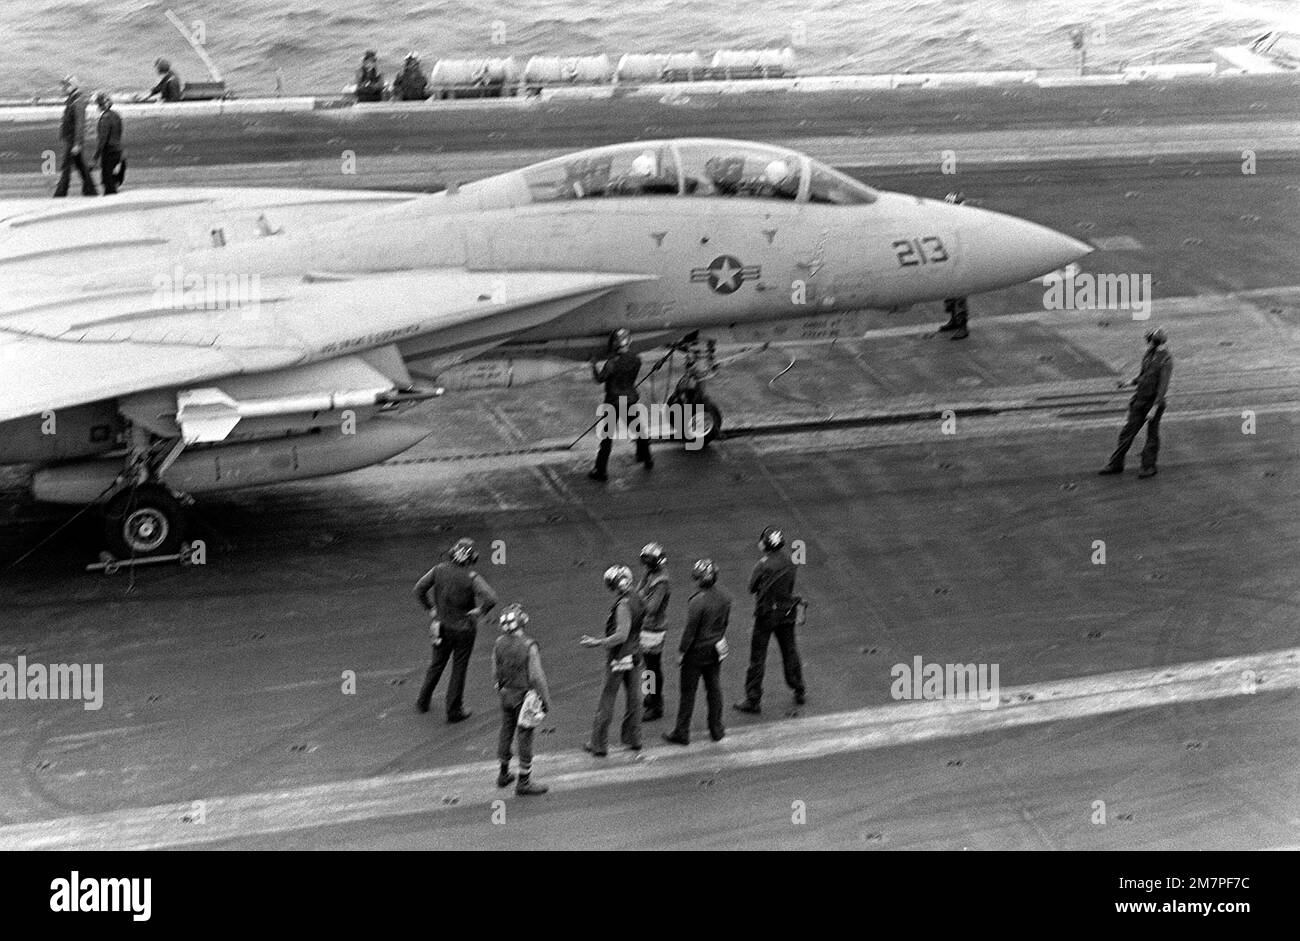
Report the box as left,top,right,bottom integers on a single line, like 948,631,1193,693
690,255,761,295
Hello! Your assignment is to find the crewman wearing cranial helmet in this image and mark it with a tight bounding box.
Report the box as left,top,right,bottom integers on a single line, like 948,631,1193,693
492,604,551,795
580,564,647,755
662,559,731,746
735,525,805,714
636,543,672,721
413,537,498,722
589,328,654,481
1099,326,1173,478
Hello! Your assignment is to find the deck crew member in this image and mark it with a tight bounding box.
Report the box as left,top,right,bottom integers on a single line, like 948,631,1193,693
937,192,970,340
52,76,97,197
355,50,385,102
735,526,805,713
492,604,551,796
392,52,429,100
580,564,646,755
93,92,124,195
143,58,182,102
1098,326,1173,478
637,543,671,721
662,559,730,745
589,328,653,481
414,537,498,722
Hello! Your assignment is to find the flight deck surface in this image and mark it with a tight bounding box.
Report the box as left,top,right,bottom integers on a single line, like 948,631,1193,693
0,78,1296,850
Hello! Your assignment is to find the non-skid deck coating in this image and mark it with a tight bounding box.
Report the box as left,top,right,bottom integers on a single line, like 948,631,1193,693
0,85,1296,849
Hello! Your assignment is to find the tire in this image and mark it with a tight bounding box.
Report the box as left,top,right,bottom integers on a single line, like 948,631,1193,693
683,400,723,448
103,485,186,559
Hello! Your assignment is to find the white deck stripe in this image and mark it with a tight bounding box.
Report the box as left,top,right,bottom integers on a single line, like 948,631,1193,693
1,647,1294,850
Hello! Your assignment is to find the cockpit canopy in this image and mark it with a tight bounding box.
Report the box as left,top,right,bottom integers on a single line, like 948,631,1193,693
519,139,877,205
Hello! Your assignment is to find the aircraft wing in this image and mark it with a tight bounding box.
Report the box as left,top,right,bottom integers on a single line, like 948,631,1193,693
0,268,654,424
0,187,422,301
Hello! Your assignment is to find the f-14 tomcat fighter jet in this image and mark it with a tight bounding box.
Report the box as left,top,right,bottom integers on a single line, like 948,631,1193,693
0,138,1091,558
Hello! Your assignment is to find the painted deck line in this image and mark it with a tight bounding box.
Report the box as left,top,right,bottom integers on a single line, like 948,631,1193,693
0,647,1294,850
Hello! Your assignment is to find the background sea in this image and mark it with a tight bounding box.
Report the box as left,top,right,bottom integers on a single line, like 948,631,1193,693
0,0,1295,98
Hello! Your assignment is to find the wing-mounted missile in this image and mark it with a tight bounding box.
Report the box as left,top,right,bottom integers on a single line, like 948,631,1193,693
33,418,433,504
176,385,397,444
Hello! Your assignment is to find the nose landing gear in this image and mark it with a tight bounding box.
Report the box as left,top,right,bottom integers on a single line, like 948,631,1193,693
651,337,724,448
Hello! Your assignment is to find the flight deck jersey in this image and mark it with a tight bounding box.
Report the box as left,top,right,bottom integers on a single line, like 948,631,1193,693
596,352,642,404
1132,347,1173,402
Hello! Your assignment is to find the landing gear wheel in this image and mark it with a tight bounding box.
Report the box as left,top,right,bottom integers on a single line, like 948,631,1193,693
669,395,723,448
687,399,723,447
104,485,187,559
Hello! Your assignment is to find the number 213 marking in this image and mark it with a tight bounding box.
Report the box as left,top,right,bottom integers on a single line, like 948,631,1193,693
892,236,949,267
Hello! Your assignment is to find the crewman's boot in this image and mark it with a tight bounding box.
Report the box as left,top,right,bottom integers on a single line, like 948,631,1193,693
938,299,960,332
950,326,969,340
1097,464,1124,475
515,772,548,796
496,764,516,788
1137,466,1158,479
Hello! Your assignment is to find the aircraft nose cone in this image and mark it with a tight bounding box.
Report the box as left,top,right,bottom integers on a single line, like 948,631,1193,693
966,209,1093,288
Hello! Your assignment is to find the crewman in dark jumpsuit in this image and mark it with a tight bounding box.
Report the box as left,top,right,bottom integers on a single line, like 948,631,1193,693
1098,326,1173,478
355,50,385,102
636,542,671,721
414,537,498,722
93,92,124,195
589,328,653,481
143,58,183,102
52,76,97,197
663,559,731,746
392,52,430,100
580,564,646,755
735,526,805,713
937,192,970,340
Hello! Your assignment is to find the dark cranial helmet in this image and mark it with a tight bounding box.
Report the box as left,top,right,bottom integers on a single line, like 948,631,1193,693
691,558,718,587
155,58,171,72
639,542,667,569
759,526,784,551
1144,326,1167,345
610,328,631,352
449,537,478,565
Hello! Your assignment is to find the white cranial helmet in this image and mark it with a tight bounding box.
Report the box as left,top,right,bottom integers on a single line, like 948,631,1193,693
764,159,790,183
631,151,657,177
